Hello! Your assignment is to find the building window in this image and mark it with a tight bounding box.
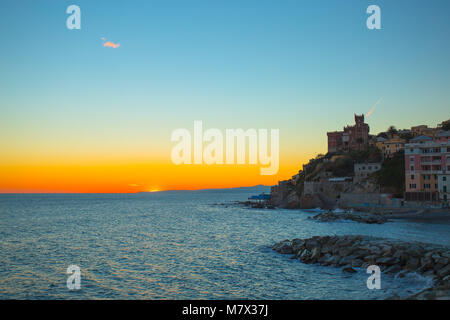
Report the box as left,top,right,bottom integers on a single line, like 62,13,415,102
424,184,431,189
410,184,416,189
411,166,414,171
444,177,447,182
411,175,414,180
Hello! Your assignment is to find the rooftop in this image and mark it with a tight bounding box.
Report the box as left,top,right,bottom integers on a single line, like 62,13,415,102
410,135,433,142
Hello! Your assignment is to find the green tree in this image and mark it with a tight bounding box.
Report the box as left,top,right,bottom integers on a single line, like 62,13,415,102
399,132,414,141
442,122,450,131
387,125,398,136
330,157,354,177
377,132,388,139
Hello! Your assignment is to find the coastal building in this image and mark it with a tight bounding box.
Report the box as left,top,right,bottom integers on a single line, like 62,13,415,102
435,130,450,142
327,114,369,153
327,131,345,153
435,131,450,203
409,135,433,144
404,137,450,203
354,162,381,183
375,136,387,145
375,135,406,159
411,125,437,138
411,125,427,137
437,174,450,202
368,135,377,147
398,129,412,136
409,121,449,139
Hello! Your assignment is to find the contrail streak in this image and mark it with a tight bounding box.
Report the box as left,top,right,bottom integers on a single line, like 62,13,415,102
366,97,382,118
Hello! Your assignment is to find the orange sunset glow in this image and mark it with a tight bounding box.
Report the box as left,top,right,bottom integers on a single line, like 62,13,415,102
0,159,310,193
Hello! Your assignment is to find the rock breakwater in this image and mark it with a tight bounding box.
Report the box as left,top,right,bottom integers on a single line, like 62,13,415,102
272,235,450,299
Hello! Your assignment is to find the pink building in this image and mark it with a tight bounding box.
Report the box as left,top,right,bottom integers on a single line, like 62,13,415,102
404,131,450,203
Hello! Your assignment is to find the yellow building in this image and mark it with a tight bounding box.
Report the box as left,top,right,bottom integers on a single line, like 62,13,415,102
375,136,406,159
411,125,438,137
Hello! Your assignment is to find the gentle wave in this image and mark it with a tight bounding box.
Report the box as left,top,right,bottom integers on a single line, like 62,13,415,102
0,191,448,299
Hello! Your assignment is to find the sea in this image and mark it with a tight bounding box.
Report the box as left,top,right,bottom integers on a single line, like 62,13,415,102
0,186,449,299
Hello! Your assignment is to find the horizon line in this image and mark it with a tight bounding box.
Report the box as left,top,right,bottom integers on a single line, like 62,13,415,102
0,184,273,195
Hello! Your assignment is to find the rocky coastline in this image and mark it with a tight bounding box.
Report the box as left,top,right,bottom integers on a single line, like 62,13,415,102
310,210,388,224
272,235,450,299
212,201,276,209
235,200,275,209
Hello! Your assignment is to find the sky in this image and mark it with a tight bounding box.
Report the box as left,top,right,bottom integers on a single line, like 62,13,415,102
1,0,450,193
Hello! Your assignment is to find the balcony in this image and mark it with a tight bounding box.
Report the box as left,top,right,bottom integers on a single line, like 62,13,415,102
420,170,443,174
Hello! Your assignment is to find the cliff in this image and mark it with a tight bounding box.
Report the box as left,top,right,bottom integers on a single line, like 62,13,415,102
270,148,386,209
271,178,380,209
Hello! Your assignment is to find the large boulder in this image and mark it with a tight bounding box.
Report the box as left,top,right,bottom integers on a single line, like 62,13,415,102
291,239,306,253
437,264,450,278
272,240,293,254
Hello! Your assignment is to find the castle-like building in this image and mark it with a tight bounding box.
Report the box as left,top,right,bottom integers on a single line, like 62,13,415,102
327,114,369,153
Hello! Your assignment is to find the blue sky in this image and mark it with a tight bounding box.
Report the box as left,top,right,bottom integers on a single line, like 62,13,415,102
1,0,450,165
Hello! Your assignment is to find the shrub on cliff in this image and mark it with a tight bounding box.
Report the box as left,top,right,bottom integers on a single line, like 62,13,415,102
329,157,354,177
323,147,381,178
399,132,414,142
443,122,450,131
295,172,305,196
373,150,405,195
348,146,382,163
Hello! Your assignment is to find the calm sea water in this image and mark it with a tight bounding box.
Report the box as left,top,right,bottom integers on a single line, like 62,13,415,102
0,188,449,300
